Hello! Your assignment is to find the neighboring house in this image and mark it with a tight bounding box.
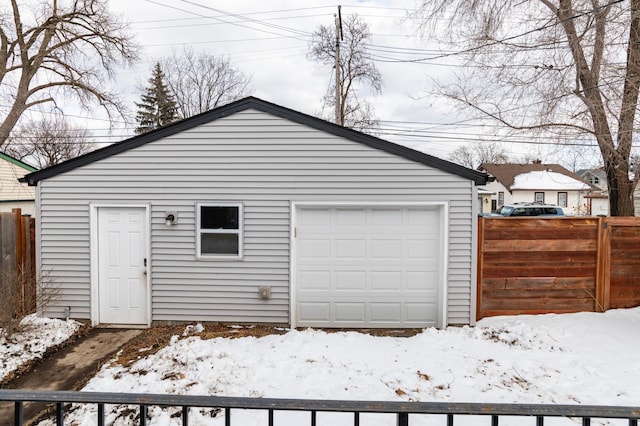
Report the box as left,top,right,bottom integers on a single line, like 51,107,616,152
21,97,488,329
576,167,609,216
478,188,494,214
576,167,607,190
479,162,599,215
575,167,640,216
0,152,37,215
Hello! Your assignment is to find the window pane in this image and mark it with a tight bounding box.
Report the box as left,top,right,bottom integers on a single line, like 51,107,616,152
201,206,239,229
558,192,568,207
201,233,239,255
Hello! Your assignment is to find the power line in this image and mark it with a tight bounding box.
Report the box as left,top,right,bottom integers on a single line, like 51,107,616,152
175,0,311,37
135,14,328,31
142,0,309,41
131,5,332,25
368,0,626,64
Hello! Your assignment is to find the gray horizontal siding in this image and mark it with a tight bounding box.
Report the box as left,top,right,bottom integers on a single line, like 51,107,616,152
38,109,476,326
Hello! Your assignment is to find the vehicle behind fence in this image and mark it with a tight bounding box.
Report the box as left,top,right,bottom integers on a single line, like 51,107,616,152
0,389,638,426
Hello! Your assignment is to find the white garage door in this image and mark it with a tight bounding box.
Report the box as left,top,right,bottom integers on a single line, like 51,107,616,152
295,206,443,328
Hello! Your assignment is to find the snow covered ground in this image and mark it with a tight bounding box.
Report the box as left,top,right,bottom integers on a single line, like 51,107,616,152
0,314,81,383
36,308,640,426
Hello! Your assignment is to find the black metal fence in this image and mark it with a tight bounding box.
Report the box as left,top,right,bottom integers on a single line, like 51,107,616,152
1,389,639,426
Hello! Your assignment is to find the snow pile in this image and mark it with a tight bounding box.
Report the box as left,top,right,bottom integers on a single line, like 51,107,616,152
39,308,640,425
0,314,81,382
511,170,591,190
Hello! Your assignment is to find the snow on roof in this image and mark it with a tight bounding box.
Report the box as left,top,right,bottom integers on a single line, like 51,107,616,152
511,170,592,190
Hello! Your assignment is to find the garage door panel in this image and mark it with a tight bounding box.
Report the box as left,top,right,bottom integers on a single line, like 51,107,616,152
335,209,366,227
335,303,366,322
406,303,437,322
298,239,331,260
370,239,403,259
369,303,402,322
371,209,402,227
298,270,331,290
299,209,331,227
407,208,435,226
335,239,366,258
370,271,403,290
407,271,437,290
296,206,442,328
299,302,331,322
335,271,366,290
407,239,438,259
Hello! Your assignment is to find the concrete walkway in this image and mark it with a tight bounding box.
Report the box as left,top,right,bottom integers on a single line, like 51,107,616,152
0,328,141,425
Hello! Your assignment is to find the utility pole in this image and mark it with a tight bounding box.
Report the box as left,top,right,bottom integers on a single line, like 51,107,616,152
334,5,343,125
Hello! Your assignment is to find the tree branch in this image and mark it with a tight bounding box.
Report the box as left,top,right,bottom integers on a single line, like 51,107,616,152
0,0,138,147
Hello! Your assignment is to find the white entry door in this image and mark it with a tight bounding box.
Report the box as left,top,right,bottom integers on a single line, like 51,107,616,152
97,207,148,325
295,206,443,328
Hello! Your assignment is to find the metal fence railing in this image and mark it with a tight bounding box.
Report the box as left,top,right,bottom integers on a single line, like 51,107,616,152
1,389,639,426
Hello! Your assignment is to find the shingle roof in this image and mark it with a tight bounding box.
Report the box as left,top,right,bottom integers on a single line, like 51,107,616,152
479,162,597,191
21,97,488,186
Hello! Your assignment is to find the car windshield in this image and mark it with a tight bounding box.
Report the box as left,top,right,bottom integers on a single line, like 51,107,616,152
495,206,513,216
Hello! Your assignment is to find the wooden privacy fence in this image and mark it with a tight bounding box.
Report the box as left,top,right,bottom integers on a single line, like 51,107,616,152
0,208,36,316
477,216,640,319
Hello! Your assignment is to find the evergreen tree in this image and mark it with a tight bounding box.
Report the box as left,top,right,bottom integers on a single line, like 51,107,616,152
135,63,178,134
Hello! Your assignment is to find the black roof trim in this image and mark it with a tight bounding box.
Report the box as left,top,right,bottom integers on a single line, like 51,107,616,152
21,97,488,186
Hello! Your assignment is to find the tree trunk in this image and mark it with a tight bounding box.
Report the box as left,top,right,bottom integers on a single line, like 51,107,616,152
606,165,635,216
0,101,27,148
610,0,640,217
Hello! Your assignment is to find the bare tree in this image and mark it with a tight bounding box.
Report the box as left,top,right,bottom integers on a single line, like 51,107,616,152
448,142,511,169
0,0,138,148
5,116,95,168
415,0,640,216
160,48,252,118
308,14,382,131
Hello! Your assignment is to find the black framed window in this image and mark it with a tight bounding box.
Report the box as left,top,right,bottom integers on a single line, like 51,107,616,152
196,203,243,258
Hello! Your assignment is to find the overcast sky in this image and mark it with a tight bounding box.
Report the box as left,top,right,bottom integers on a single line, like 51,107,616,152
52,0,600,166
60,0,470,160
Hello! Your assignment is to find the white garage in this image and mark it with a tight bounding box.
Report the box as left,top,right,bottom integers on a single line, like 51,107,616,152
294,204,445,328
24,97,488,328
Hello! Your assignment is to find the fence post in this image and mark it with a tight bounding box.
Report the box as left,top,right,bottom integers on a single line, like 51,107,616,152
397,412,409,426
596,217,611,312
1,210,18,319
476,216,485,321
13,208,26,314
22,214,36,312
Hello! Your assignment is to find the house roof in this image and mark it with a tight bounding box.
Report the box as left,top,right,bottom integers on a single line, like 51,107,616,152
21,97,488,186
0,152,37,173
479,162,596,191
511,170,592,190
576,167,606,179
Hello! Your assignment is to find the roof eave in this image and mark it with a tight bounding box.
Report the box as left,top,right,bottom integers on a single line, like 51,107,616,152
21,97,489,186
1,152,37,173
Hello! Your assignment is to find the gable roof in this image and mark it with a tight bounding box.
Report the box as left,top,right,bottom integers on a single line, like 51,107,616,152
576,167,606,179
576,167,607,190
21,97,488,186
479,162,596,191
0,152,37,173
